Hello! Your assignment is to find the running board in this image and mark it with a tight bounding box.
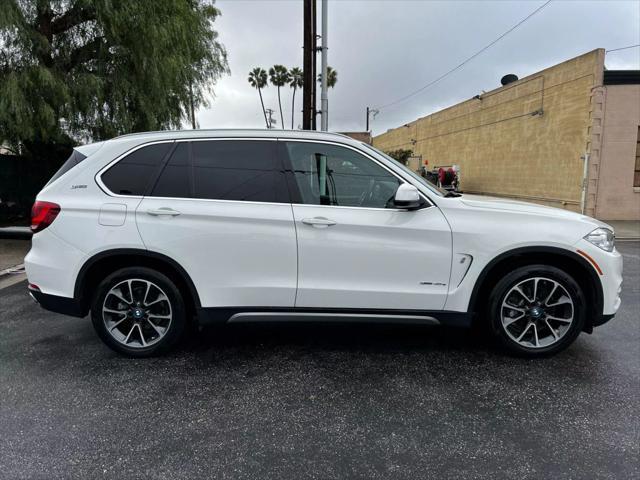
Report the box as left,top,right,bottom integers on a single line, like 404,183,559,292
226,312,441,325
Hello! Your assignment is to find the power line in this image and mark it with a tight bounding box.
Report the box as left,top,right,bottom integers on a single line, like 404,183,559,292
606,44,640,53
373,0,553,111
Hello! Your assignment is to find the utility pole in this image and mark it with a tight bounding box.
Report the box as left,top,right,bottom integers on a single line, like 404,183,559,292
366,107,378,132
189,82,197,129
319,0,328,131
302,0,316,130
311,0,317,130
265,108,276,129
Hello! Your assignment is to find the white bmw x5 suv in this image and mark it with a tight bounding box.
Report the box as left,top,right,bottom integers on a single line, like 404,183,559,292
25,130,622,357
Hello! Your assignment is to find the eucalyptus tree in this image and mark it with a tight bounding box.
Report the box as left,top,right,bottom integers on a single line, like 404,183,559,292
268,65,290,130
0,0,228,164
288,67,303,129
248,68,269,128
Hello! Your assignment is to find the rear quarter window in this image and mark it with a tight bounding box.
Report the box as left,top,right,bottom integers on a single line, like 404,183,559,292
46,150,87,187
101,143,173,195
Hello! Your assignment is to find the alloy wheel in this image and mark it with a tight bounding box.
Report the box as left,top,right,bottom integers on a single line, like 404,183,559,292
102,279,172,348
500,277,574,349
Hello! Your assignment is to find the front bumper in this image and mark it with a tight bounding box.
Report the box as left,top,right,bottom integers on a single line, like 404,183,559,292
575,239,623,318
593,313,616,328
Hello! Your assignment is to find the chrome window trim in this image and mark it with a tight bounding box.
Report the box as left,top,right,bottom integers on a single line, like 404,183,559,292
277,137,433,209
95,139,176,199
95,136,433,210
95,137,279,199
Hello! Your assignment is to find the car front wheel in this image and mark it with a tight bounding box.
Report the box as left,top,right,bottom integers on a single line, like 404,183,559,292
91,267,186,357
488,264,585,357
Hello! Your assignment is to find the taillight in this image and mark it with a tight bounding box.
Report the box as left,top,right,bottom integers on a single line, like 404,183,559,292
31,201,61,233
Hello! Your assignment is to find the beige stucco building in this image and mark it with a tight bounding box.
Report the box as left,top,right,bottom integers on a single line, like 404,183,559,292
373,49,640,220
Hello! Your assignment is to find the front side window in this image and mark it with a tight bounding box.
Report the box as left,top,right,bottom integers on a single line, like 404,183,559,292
192,140,286,202
101,142,172,195
361,143,447,197
284,142,401,208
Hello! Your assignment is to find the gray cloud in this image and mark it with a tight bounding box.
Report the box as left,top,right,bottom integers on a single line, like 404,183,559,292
198,0,640,135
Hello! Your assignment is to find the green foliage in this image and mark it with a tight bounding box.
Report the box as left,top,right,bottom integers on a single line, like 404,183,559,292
0,0,229,158
248,67,268,128
288,66,303,129
385,148,413,165
268,65,290,88
288,67,303,90
268,65,289,130
317,66,337,88
248,67,267,89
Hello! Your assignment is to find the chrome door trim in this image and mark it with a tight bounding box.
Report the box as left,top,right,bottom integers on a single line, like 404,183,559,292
227,312,440,325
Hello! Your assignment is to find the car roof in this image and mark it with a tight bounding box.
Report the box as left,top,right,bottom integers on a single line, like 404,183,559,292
106,129,359,147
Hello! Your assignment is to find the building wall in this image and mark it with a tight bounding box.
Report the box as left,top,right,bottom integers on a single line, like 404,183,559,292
340,131,372,144
373,50,606,212
594,84,640,220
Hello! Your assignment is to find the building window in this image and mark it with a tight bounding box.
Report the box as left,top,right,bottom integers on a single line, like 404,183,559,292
635,126,640,187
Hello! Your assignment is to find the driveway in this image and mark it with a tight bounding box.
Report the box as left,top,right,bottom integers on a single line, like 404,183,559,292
0,243,638,479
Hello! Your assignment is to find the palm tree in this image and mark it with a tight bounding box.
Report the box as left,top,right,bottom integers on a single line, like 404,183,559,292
317,66,337,88
248,67,269,128
288,67,303,129
268,65,290,130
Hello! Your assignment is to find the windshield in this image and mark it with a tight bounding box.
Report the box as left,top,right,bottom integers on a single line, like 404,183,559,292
360,143,449,197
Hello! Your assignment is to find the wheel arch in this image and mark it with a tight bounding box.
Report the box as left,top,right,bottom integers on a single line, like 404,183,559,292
469,246,603,333
74,249,201,317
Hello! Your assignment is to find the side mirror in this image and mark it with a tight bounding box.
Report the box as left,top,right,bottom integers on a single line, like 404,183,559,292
394,184,422,210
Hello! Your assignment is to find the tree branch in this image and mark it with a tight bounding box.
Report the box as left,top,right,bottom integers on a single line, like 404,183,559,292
51,4,97,36
58,36,105,70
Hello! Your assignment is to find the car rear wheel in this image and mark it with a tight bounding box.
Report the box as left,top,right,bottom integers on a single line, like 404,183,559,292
488,264,585,357
91,267,186,357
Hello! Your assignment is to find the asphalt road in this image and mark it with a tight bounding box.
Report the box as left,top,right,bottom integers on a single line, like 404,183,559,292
1,243,638,479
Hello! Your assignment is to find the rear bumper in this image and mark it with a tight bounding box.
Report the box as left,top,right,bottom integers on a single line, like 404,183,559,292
25,228,85,299
28,285,85,318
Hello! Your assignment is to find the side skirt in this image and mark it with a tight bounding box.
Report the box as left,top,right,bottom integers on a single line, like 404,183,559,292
196,307,472,328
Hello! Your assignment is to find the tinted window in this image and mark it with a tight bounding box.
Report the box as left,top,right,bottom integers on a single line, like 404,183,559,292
150,143,190,198
46,150,87,187
101,143,172,195
192,140,285,202
284,142,401,208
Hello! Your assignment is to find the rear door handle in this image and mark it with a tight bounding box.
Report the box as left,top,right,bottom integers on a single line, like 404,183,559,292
301,217,336,227
146,208,181,217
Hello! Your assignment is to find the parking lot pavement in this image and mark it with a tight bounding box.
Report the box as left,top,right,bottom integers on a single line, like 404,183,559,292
0,238,29,271
0,243,638,479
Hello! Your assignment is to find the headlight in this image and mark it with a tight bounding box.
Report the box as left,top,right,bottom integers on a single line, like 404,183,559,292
584,228,615,252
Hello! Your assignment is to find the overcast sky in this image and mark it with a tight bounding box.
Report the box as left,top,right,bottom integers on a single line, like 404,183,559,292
197,0,640,135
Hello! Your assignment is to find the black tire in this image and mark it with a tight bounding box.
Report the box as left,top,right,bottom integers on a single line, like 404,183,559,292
91,267,186,357
488,264,585,357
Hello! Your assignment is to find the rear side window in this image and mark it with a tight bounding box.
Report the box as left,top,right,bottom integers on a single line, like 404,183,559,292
46,150,87,187
191,140,286,203
150,143,190,198
101,143,172,195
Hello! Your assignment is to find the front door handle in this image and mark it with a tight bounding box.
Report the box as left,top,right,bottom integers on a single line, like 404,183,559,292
301,217,336,228
146,208,181,217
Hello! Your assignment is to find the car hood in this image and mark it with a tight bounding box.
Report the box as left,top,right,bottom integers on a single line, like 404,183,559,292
458,194,612,229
